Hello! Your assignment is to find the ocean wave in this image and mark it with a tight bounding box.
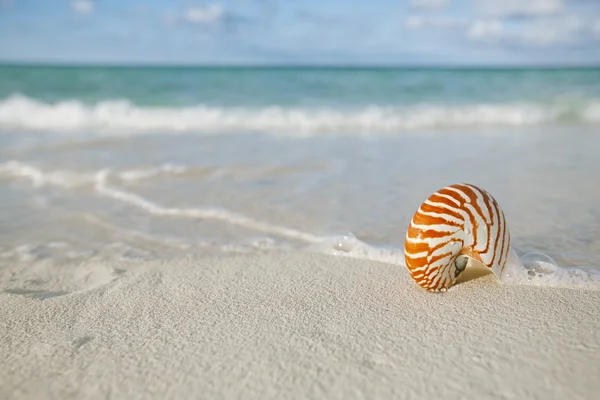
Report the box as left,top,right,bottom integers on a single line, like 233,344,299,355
1,94,599,135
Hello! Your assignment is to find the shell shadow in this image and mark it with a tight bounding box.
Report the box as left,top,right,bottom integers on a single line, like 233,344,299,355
455,259,494,285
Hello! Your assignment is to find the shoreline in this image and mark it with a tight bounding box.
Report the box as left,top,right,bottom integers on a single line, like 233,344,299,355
2,251,599,399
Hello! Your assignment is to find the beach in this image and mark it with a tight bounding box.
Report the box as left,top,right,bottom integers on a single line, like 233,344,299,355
1,66,600,398
2,252,599,399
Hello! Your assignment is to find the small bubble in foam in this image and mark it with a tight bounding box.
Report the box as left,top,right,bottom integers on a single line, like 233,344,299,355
252,237,275,250
521,251,558,274
334,236,355,253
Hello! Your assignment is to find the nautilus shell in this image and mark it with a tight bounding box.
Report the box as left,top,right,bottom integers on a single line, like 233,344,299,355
404,183,511,291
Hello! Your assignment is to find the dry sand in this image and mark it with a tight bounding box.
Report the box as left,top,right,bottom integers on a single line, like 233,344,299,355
1,252,599,399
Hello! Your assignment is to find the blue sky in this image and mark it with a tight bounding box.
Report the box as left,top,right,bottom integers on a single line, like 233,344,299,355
1,0,600,65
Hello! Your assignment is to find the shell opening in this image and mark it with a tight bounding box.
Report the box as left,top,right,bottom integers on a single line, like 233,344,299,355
454,255,468,276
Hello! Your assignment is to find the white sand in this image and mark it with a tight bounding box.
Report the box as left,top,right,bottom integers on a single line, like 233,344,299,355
1,252,599,399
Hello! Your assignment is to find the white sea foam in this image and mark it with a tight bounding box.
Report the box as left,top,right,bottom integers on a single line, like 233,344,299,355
2,160,599,290
0,160,322,244
501,249,600,289
94,169,323,243
309,235,600,290
0,160,96,187
1,94,599,136
0,160,188,187
306,233,405,265
117,164,188,182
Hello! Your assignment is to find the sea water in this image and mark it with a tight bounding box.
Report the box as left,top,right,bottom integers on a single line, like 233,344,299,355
1,65,600,289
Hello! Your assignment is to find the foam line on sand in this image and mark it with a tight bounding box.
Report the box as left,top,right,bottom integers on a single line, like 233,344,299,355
1,252,599,399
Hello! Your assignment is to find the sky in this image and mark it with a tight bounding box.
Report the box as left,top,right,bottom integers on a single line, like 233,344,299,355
1,0,600,65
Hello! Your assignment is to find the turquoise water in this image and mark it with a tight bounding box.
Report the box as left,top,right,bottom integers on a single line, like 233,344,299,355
2,65,600,106
1,65,600,289
0,66,600,135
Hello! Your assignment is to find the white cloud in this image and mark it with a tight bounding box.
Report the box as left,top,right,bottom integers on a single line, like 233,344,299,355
467,20,503,41
410,0,450,12
405,15,467,29
405,16,424,29
185,4,224,24
71,0,93,15
519,15,582,46
475,0,563,17
467,15,584,47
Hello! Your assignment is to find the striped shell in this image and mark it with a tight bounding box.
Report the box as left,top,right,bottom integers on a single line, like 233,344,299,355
404,183,511,291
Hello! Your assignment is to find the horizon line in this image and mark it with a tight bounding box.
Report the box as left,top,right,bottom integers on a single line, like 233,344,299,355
1,61,600,69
